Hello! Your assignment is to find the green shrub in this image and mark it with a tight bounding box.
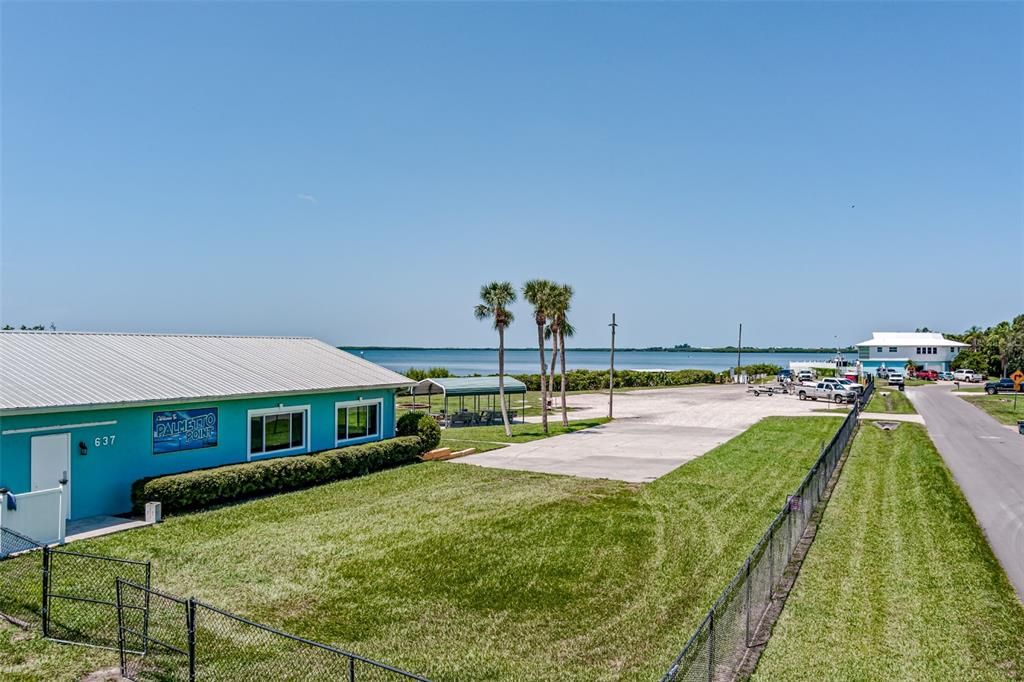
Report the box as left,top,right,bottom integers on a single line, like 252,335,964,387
415,414,441,451
404,367,452,381
511,368,716,391
396,411,425,437
132,436,424,515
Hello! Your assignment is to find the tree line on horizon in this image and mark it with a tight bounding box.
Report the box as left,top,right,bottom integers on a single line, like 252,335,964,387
475,280,573,437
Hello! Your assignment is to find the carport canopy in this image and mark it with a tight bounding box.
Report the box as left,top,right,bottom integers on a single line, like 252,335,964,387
410,376,527,397
409,376,528,421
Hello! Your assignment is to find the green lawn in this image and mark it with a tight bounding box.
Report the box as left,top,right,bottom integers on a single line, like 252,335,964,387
961,393,1024,426
440,418,609,453
865,388,917,414
3,417,842,682
753,423,1024,681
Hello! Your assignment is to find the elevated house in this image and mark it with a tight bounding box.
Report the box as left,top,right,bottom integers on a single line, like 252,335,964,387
0,332,412,533
855,331,967,376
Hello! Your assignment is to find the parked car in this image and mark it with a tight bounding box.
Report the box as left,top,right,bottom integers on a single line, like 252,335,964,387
938,371,954,381
797,369,815,382
877,367,893,380
796,382,859,403
953,369,982,383
777,369,794,382
914,369,939,381
887,372,905,388
984,378,1019,395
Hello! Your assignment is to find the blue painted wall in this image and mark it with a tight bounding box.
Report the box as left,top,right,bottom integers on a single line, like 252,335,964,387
0,388,399,519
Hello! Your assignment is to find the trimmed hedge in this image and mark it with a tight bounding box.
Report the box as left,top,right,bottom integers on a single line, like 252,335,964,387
511,368,717,391
132,416,440,515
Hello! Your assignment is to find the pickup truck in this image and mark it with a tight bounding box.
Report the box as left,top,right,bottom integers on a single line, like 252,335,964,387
887,372,905,388
913,369,939,381
953,369,983,383
796,382,859,404
985,378,1020,395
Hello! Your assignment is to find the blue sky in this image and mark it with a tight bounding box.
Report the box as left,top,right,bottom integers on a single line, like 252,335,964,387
2,2,1021,348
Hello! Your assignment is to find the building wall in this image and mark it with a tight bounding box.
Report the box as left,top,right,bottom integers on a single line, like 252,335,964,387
0,388,398,520
858,345,960,364
860,359,952,375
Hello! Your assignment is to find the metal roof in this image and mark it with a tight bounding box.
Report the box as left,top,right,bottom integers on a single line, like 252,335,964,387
0,331,413,413
855,332,967,347
409,376,527,397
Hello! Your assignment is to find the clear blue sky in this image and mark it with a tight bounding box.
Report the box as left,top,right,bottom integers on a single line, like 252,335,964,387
2,2,1021,348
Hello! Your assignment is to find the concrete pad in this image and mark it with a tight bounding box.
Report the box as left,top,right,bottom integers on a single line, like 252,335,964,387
458,384,848,483
858,412,926,424
65,515,152,543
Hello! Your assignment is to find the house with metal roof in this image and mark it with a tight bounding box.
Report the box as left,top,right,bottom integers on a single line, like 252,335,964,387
855,331,968,375
0,332,413,529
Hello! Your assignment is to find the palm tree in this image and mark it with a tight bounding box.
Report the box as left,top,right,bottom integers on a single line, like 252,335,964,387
544,284,574,427
474,282,517,437
523,279,556,433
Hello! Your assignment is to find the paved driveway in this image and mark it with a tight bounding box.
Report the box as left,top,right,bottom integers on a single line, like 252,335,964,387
458,384,843,483
908,384,1024,601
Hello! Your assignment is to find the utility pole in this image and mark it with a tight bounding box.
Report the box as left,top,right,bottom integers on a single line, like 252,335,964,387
736,323,743,376
609,313,618,419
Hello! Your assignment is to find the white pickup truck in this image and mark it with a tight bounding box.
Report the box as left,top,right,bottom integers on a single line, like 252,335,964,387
953,369,982,383
796,382,859,404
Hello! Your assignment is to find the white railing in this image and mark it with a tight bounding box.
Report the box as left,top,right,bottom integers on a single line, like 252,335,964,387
0,484,65,547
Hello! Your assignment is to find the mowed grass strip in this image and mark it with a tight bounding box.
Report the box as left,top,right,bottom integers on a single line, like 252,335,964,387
439,418,609,452
753,423,1024,682
865,387,917,414
7,417,841,682
961,393,1024,426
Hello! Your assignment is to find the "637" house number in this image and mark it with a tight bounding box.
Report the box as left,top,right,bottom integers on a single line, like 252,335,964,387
93,435,117,447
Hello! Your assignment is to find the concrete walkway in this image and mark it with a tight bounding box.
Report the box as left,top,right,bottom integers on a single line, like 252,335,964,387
459,384,846,483
857,412,926,424
908,384,1024,601
65,515,152,543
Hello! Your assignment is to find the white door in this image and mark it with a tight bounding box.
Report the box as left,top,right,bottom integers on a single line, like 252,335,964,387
31,433,71,519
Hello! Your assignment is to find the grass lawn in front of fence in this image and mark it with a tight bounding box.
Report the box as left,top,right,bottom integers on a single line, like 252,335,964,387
4,416,842,682
960,393,1024,426
864,387,917,414
752,423,1024,681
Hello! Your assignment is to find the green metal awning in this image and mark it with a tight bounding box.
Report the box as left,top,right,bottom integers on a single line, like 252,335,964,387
409,376,527,397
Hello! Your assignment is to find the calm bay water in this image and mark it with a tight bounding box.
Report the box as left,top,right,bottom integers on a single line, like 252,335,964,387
347,348,856,376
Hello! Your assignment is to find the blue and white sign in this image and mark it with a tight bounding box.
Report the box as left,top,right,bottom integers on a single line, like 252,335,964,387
153,408,218,454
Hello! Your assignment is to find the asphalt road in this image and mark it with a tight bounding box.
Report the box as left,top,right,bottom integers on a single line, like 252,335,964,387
908,384,1024,601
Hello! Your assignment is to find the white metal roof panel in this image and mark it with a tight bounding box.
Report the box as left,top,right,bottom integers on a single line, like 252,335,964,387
854,332,967,347
0,332,413,412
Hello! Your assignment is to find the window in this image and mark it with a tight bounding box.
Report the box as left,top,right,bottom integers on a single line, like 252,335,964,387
889,347,898,353
248,406,308,458
336,400,381,444
876,347,883,353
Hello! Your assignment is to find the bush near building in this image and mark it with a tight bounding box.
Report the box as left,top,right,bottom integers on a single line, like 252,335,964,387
133,416,439,515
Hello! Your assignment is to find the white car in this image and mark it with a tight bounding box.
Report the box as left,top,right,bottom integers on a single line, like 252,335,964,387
824,377,864,393
797,370,815,382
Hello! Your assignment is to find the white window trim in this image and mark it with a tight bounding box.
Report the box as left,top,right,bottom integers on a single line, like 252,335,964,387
335,398,384,446
246,405,311,461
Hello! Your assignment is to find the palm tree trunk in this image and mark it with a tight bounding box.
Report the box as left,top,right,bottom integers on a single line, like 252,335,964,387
548,327,558,407
559,328,569,427
498,325,512,437
536,321,548,433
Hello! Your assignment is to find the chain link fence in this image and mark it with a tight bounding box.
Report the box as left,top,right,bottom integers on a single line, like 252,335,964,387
43,547,152,649
116,578,430,682
660,403,860,682
0,527,44,628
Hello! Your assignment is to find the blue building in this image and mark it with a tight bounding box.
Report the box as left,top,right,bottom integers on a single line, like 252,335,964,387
0,332,412,522
855,331,968,376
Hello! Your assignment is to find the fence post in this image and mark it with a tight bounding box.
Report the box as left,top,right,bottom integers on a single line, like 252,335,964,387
143,562,152,654
349,656,356,681
41,545,50,637
187,598,197,682
707,610,715,682
744,557,752,646
767,525,774,597
116,579,127,677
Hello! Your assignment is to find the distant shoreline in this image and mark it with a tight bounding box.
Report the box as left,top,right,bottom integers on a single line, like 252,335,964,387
342,346,856,354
